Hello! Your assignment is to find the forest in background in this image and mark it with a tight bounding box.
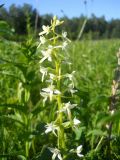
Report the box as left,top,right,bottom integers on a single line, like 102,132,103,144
1,3,120,40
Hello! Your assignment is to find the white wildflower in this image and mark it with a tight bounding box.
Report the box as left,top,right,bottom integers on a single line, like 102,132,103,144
39,25,50,36
37,36,46,48
49,73,56,80
62,41,68,50
56,19,61,26
65,71,76,86
40,66,48,82
68,83,77,95
62,32,67,38
66,71,75,81
42,85,61,101
40,92,48,105
45,122,58,136
49,147,63,160
40,36,46,44
76,145,84,158
50,42,67,50
52,45,63,49
110,110,115,115
52,16,64,26
40,48,52,63
106,124,109,129
70,145,84,158
58,102,77,119
73,118,81,126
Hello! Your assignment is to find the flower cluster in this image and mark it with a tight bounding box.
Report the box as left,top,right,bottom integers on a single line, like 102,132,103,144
38,16,83,159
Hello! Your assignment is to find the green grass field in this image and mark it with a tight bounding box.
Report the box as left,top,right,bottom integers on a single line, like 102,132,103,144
1,39,120,159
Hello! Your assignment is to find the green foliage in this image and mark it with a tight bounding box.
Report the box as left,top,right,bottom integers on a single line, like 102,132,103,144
0,21,13,38
1,16,120,159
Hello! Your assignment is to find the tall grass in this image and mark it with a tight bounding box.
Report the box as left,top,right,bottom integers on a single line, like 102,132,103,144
1,16,120,159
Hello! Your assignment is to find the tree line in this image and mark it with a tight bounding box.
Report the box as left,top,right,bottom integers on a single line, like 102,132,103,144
0,3,120,40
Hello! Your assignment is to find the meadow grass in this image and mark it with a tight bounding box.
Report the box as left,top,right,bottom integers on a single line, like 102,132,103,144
1,38,120,159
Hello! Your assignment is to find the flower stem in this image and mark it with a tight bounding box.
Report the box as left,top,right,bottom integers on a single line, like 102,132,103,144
55,61,65,149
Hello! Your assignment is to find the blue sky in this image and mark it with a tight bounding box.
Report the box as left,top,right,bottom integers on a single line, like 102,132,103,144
0,0,120,20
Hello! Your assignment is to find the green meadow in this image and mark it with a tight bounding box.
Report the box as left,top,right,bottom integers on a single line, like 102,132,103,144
1,37,120,159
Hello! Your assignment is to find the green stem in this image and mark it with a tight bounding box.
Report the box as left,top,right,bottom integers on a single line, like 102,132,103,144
25,115,29,159
25,141,29,159
32,139,36,155
55,62,65,149
57,96,65,149
95,136,104,151
52,23,65,149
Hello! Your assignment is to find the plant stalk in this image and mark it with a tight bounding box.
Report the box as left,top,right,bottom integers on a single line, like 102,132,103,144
55,62,65,149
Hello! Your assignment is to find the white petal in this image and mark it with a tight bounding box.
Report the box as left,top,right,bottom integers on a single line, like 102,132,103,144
52,153,57,160
77,153,84,157
58,153,63,160
50,90,53,101
62,32,67,38
40,36,46,44
73,118,81,125
45,128,52,134
62,41,68,50
42,88,50,93
77,145,82,153
40,56,47,63
39,25,50,35
56,19,61,25
48,56,52,61
48,147,55,153
54,89,61,95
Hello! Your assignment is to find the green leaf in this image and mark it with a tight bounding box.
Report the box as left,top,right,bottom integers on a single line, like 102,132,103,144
0,103,27,113
0,115,26,127
87,129,107,137
0,21,13,36
74,126,86,140
17,155,27,160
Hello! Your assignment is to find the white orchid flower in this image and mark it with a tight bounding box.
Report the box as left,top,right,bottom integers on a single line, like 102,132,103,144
62,41,68,50
42,85,61,101
62,102,77,112
66,71,76,81
49,73,56,80
39,25,50,36
56,19,62,26
51,41,68,50
48,147,63,160
40,48,52,63
76,145,84,158
52,16,64,27
58,102,77,119
65,71,76,87
45,122,58,136
40,66,48,82
68,83,77,95
40,36,46,44
62,32,67,38
40,92,48,105
73,117,81,126
37,36,46,48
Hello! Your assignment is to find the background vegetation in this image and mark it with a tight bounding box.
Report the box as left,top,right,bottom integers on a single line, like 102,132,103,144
1,3,120,40
1,2,120,160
